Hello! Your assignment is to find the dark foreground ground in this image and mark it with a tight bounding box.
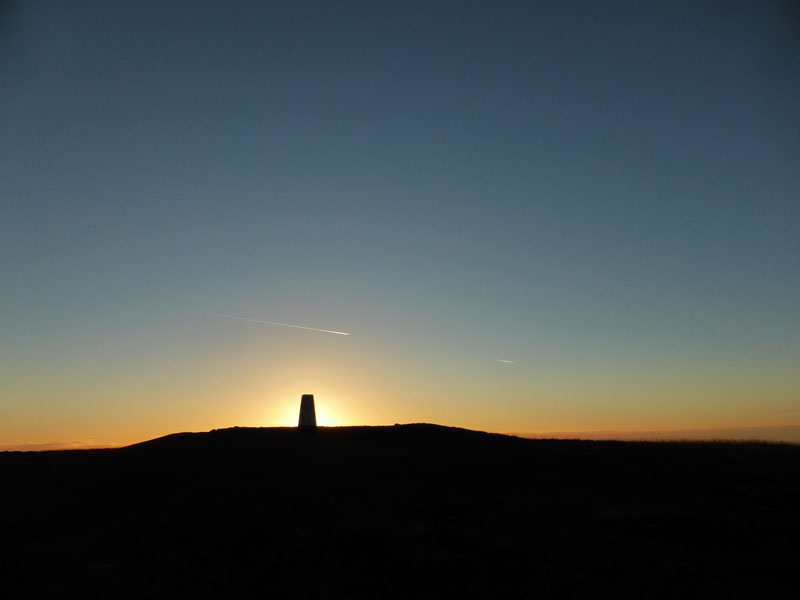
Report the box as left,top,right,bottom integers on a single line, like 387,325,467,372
3,424,799,599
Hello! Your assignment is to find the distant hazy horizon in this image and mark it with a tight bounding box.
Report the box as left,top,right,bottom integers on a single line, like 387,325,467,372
515,424,800,443
3,422,800,452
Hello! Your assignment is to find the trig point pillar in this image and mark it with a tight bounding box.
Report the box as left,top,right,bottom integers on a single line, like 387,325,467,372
298,394,317,429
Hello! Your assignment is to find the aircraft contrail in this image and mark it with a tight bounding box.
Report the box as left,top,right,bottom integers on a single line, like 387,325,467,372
495,359,515,364
214,314,350,336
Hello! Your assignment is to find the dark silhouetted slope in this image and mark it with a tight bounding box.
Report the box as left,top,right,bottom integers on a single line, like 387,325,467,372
3,425,799,599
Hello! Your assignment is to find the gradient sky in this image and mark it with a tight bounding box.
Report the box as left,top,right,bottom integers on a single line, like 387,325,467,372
2,1,799,447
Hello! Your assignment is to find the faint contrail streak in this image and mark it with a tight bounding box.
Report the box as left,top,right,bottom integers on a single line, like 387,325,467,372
495,359,515,364
215,314,350,336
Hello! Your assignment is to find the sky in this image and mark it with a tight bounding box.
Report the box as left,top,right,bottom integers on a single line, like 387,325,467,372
1,1,799,448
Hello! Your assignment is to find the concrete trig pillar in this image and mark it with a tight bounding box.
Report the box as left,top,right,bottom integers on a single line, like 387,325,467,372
298,394,317,428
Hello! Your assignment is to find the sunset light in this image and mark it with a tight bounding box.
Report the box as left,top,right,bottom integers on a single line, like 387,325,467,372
3,2,799,597
1,1,797,450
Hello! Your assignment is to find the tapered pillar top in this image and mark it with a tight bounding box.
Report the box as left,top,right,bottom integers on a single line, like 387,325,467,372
298,394,317,428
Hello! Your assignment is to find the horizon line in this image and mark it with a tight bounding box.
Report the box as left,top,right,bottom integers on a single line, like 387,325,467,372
5,423,800,451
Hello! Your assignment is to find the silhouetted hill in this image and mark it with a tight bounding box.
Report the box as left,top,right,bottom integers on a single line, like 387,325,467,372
3,425,799,599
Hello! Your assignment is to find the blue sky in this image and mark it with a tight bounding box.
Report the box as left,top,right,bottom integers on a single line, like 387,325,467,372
1,1,798,445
